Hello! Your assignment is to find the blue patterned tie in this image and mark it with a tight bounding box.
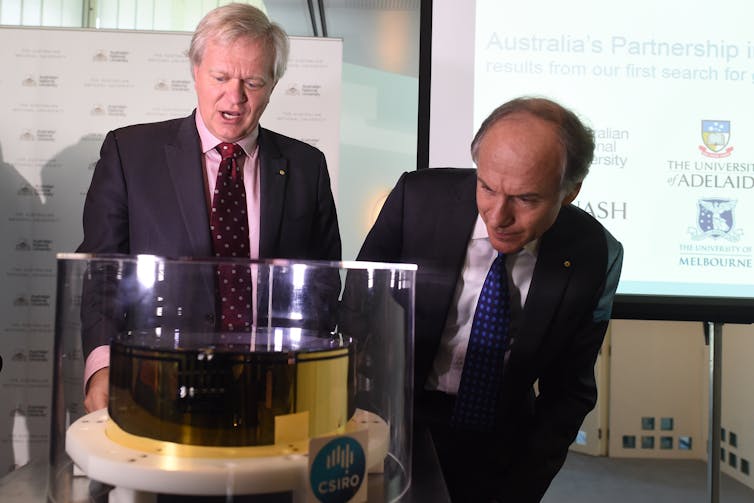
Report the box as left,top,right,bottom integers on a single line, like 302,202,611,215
452,253,510,431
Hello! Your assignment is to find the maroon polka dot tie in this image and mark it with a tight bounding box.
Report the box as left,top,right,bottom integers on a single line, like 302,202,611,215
210,142,252,332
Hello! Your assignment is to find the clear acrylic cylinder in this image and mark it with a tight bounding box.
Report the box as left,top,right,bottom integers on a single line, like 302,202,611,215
48,253,416,503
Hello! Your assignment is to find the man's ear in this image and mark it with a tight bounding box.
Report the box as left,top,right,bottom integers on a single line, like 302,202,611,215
562,182,582,206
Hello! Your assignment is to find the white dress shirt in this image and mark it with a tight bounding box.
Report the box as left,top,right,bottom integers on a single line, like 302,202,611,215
425,215,538,394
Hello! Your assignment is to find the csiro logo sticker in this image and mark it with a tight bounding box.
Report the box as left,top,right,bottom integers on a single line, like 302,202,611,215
308,430,368,503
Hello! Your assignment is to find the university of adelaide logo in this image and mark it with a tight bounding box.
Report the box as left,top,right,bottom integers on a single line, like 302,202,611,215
699,120,733,158
688,198,742,241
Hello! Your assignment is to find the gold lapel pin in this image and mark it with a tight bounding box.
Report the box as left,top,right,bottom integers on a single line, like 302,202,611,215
563,260,572,268
278,169,286,176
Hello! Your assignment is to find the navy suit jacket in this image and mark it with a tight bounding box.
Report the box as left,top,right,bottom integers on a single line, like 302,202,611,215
77,112,341,356
355,168,623,501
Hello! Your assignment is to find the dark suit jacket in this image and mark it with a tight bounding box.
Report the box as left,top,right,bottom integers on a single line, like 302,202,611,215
355,168,623,501
77,112,341,356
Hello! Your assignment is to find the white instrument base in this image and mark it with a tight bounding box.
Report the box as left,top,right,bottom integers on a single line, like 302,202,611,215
66,408,388,500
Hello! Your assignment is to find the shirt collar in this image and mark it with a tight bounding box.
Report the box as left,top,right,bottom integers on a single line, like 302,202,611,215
473,214,539,257
195,109,259,157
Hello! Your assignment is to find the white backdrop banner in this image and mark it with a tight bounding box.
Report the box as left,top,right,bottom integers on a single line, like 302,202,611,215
0,26,342,474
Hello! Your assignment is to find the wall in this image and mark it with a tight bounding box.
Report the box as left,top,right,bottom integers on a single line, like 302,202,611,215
605,319,754,490
720,324,754,485
609,320,707,460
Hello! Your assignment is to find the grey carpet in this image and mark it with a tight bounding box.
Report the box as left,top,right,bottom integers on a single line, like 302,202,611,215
543,452,754,502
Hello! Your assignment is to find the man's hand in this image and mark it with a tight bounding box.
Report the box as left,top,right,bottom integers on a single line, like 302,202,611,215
84,367,109,412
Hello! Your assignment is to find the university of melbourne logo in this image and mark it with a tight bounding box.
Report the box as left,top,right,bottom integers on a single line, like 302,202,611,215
688,198,742,241
310,436,366,503
699,120,733,158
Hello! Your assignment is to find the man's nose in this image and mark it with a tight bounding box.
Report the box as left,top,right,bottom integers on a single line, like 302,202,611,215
226,80,248,104
493,199,514,227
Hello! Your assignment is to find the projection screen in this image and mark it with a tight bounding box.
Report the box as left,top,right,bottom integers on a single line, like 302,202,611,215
425,0,754,322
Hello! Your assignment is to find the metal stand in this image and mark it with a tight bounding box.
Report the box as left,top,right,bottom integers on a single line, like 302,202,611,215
704,321,723,503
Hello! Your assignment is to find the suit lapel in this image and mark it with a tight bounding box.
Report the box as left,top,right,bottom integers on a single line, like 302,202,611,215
439,173,478,265
257,128,287,258
512,212,574,362
413,170,479,386
164,113,212,256
419,171,478,332
162,113,216,315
